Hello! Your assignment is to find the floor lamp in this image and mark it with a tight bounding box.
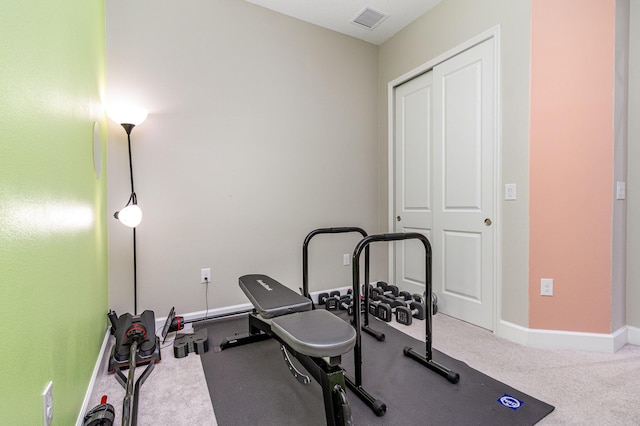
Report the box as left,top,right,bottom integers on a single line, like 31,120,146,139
107,104,148,315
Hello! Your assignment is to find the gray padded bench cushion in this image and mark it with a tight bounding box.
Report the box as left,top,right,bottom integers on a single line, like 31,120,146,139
239,274,312,319
271,309,356,358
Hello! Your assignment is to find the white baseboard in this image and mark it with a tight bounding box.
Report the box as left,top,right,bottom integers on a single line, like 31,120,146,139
495,319,530,346
171,291,637,354
154,287,358,329
155,303,254,330
627,325,640,345
76,328,111,426
497,320,629,353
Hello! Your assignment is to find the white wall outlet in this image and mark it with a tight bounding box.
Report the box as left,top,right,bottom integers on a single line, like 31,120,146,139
343,254,350,266
541,278,553,296
201,268,211,283
42,381,53,426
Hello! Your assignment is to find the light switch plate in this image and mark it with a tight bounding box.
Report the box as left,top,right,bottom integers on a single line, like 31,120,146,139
505,184,517,201
616,182,626,200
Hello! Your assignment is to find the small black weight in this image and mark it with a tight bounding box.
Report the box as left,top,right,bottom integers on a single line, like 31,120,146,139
174,328,209,358
395,301,426,326
318,292,329,305
324,296,340,310
83,400,115,426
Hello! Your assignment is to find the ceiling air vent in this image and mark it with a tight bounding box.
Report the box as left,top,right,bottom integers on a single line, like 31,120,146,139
352,7,388,30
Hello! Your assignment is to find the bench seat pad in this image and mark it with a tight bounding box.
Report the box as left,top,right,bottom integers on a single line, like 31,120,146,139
271,309,356,358
239,274,312,319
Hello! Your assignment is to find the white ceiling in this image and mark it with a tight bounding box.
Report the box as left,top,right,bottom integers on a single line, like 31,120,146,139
245,0,443,45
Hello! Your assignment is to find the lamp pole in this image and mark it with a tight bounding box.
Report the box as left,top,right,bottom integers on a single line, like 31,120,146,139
122,123,138,315
107,104,147,316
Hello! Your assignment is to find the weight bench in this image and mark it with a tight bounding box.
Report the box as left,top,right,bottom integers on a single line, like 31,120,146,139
219,274,358,426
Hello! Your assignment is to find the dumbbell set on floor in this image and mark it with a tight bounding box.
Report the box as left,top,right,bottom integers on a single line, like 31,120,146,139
316,281,437,323
318,290,342,309
319,282,410,316
369,296,425,325
380,281,439,316
318,290,360,315
365,281,437,325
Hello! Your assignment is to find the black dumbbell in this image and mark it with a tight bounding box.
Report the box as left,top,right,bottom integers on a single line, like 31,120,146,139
318,292,329,305
379,297,410,322
397,290,412,301
338,295,352,311
375,281,399,298
368,297,381,316
325,295,340,310
368,289,398,321
326,292,357,313
387,291,413,306
395,301,426,325
339,295,364,316
370,286,383,300
369,296,394,322
416,292,438,315
318,290,341,306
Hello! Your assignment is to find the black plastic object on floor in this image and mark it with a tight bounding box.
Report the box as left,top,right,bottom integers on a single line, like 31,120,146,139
83,396,115,426
174,328,209,358
197,314,554,426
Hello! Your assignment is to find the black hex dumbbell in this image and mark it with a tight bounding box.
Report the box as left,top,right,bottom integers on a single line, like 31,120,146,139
375,281,399,298
369,296,394,322
414,292,438,315
338,295,352,311
368,293,382,316
324,295,341,310
381,299,412,322
318,290,341,306
395,301,426,325
370,286,383,300
397,290,413,302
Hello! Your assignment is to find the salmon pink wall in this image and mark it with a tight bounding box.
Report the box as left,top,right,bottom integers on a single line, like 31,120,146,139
530,0,615,333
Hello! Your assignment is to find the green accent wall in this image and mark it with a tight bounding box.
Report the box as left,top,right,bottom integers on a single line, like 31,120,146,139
0,1,108,424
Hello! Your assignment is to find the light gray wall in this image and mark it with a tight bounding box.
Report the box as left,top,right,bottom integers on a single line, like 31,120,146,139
105,0,639,334
377,0,531,327
106,0,380,315
627,0,640,328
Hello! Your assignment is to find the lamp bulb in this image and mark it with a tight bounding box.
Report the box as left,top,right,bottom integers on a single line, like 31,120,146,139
115,204,142,228
106,104,148,126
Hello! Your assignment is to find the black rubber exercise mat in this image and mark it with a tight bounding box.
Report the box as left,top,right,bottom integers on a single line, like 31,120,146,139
197,315,554,425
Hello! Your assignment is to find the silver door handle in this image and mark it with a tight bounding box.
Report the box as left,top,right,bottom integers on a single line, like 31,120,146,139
397,216,401,222
484,218,492,226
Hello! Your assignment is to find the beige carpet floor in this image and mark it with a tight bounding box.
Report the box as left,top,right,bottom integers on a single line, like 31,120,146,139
86,326,217,425
87,313,640,425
